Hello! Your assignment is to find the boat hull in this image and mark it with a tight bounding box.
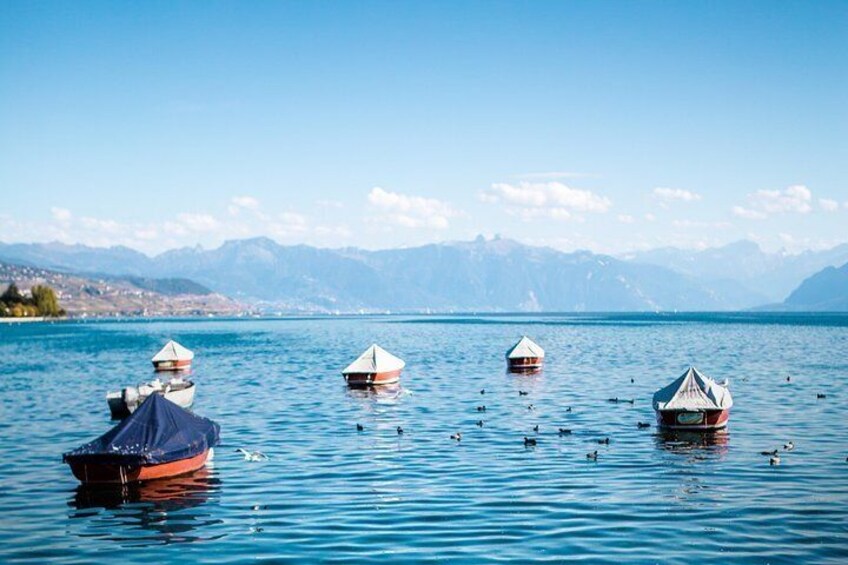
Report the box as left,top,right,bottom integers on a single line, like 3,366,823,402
655,408,730,430
68,448,212,485
343,369,402,387
153,359,192,371
508,357,543,374
107,382,196,418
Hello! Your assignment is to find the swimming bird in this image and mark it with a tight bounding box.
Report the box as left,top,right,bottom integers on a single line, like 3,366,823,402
587,450,598,460
637,422,651,429
566,407,572,413
817,393,827,399
786,376,791,382
235,448,269,462
356,423,364,432
524,437,537,446
770,454,781,466
450,432,462,441
784,441,794,451
625,399,635,404
476,420,484,427
519,390,529,396
558,428,572,435
528,404,535,410
597,437,610,445
480,389,485,395
630,378,635,383
760,449,779,456
533,424,539,433
608,398,619,403
477,405,486,412
397,426,404,435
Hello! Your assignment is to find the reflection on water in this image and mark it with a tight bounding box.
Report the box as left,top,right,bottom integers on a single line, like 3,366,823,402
655,429,730,460
67,468,223,545
345,383,410,404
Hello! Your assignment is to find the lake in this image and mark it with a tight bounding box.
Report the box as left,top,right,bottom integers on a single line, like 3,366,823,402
0,314,846,563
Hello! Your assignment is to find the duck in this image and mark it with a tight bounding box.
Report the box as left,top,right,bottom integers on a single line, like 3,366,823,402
637,422,651,429
761,449,779,456
586,450,598,460
558,428,572,435
786,376,791,382
356,423,365,432
450,432,462,441
533,424,539,433
608,398,619,403
817,393,827,399
528,404,535,410
477,405,487,412
625,399,635,404
783,441,794,451
476,420,484,427
770,454,781,466
519,390,529,396
566,407,572,413
235,448,269,462
524,437,537,446
597,437,610,445
397,426,404,435
480,389,486,395
630,378,635,383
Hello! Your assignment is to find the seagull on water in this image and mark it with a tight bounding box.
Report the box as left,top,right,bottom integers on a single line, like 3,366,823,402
235,448,269,462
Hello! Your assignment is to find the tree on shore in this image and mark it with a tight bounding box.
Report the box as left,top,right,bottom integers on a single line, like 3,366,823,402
1,282,65,318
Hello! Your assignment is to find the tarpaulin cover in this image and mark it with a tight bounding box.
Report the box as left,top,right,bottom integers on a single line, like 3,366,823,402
152,340,194,362
342,344,405,374
63,394,219,466
652,367,733,411
506,336,545,359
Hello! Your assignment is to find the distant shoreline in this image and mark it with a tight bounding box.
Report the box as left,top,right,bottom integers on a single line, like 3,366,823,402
0,317,46,324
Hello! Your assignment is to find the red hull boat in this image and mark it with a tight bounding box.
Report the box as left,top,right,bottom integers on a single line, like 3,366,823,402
342,344,405,387
68,449,212,484
653,367,733,431
506,337,545,374
151,340,194,372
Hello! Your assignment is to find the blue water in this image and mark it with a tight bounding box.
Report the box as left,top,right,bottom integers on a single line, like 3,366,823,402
0,314,846,563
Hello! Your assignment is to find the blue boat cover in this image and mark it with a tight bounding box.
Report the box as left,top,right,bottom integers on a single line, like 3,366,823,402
63,394,220,466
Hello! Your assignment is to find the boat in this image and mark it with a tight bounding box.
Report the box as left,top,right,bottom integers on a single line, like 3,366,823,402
342,344,405,386
152,340,194,372
506,336,545,373
64,393,220,485
652,367,733,430
106,375,196,418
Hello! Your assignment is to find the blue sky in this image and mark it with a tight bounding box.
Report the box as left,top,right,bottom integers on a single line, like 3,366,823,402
1,1,846,255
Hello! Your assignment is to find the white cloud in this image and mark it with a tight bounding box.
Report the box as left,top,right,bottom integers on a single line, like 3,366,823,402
481,181,611,222
514,171,599,180
733,184,813,219
368,187,458,229
644,213,656,222
176,213,220,232
652,187,702,202
617,214,635,224
819,198,839,212
232,196,259,210
51,207,72,221
731,206,768,220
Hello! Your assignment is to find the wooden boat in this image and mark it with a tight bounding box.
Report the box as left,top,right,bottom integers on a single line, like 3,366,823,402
106,375,196,418
64,394,219,485
652,367,733,430
342,344,405,386
506,336,545,373
152,340,194,371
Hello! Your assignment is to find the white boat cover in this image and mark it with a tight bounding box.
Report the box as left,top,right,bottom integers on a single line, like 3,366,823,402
506,336,545,360
151,340,194,363
342,344,405,375
652,367,733,411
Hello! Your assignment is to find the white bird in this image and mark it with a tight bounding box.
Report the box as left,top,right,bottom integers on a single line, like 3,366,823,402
236,448,269,461
784,441,795,451
770,454,781,466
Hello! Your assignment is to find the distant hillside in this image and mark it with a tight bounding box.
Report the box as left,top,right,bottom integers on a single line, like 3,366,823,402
0,262,244,317
0,236,773,312
781,262,848,311
622,240,848,302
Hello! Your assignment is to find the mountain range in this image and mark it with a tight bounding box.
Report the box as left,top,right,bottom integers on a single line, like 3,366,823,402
1,237,846,313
